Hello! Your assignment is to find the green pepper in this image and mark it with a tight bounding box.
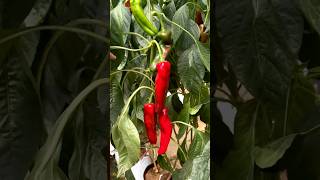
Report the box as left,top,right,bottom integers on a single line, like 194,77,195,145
130,0,158,36
156,29,172,45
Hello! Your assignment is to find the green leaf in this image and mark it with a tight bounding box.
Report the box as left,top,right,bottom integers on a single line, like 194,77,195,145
110,2,131,70
0,31,15,66
285,72,317,134
29,142,69,180
172,93,183,113
42,33,87,126
198,102,210,124
110,77,125,126
110,3,131,46
23,0,52,27
112,114,140,177
157,155,174,172
68,92,108,180
172,160,193,179
131,100,145,134
216,0,303,103
196,42,210,72
299,0,320,37
165,94,180,121
117,52,128,70
204,12,210,33
188,131,205,159
254,134,297,168
308,66,320,78
27,79,108,180
125,169,136,180
190,83,210,108
83,143,108,180
174,0,189,10
172,4,190,43
163,1,176,20
177,138,188,164
171,4,200,49
17,32,39,66
174,141,210,180
177,45,205,94
0,42,45,180
177,99,190,139
189,104,202,115
68,106,86,180
189,141,210,180
0,0,37,28
175,20,199,51
111,0,120,9
111,86,149,177
216,101,258,180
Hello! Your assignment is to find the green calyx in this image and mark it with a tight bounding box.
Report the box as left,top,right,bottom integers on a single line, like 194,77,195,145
130,0,158,36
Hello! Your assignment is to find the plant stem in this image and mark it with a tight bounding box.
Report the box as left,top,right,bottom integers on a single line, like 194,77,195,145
124,32,150,43
203,0,210,26
190,127,194,142
28,78,109,179
0,25,109,45
110,45,151,52
158,12,210,71
35,19,107,89
111,69,155,85
118,86,154,119
150,40,163,62
283,80,292,136
92,55,108,81
152,148,159,173
172,121,197,130
216,87,233,99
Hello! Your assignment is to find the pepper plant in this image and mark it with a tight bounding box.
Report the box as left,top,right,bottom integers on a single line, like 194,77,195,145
0,0,108,179
110,0,210,178
214,0,320,179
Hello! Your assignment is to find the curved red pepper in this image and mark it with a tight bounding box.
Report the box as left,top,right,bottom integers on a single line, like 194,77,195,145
144,103,157,144
155,61,171,113
158,107,172,155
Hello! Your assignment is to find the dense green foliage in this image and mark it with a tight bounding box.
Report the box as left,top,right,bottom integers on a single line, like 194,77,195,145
214,0,320,179
110,0,210,178
0,0,108,179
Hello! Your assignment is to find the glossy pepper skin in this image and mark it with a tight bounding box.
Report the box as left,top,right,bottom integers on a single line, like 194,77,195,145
144,103,157,144
130,0,158,36
158,107,172,155
156,29,172,45
155,61,171,113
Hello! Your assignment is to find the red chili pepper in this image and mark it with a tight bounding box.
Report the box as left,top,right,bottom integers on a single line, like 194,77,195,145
155,61,171,113
144,103,157,144
158,107,172,155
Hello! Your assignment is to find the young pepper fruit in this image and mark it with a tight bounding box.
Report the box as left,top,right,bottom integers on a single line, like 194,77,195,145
156,29,172,45
130,0,158,36
158,107,172,155
144,103,157,144
155,61,171,113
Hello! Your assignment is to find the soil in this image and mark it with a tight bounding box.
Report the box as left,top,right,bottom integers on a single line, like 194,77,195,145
144,165,172,180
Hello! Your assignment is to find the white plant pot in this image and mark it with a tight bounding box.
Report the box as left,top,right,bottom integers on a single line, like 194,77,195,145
110,143,153,180
131,154,153,180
